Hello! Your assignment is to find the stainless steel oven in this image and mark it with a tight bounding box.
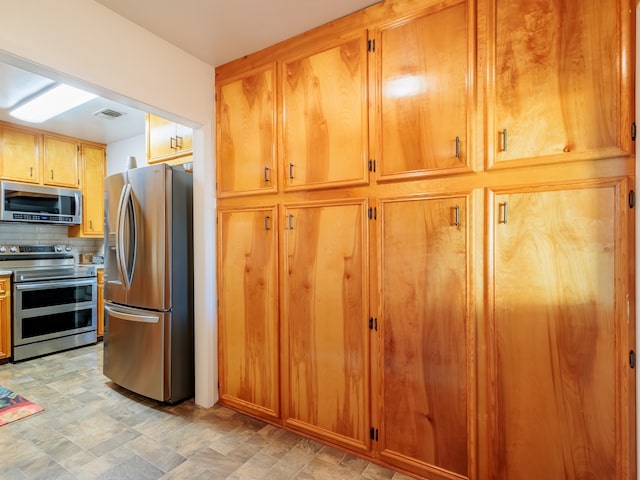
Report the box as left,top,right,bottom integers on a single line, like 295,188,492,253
0,245,98,361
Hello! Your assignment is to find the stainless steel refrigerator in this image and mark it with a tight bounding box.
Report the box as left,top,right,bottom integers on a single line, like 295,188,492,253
103,163,193,404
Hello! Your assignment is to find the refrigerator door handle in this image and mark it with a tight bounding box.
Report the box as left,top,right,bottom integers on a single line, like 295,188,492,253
105,305,159,324
115,184,129,289
117,184,137,290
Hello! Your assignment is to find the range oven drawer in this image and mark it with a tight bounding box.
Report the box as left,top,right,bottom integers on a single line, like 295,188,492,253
12,277,97,360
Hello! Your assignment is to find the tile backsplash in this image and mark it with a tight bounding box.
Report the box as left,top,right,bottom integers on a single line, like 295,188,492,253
0,223,103,261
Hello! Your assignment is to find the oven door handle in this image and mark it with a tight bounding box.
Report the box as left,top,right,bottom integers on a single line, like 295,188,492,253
14,278,97,291
105,305,159,324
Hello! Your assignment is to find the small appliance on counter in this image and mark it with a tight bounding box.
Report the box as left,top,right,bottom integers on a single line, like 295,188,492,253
103,163,193,404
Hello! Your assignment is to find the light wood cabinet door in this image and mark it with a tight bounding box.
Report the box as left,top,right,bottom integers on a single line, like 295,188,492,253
376,0,471,181
42,134,79,187
487,181,633,479
218,206,280,419
488,0,632,167
217,66,276,197
146,114,193,163
378,195,469,478
282,200,369,451
282,34,369,191
97,269,104,338
0,123,40,183
0,277,10,360
70,143,105,238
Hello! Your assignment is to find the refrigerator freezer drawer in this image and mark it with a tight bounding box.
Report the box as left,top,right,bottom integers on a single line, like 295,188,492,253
103,303,168,402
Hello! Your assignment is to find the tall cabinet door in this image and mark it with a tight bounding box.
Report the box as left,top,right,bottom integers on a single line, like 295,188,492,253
217,65,277,197
218,206,279,419
281,34,369,191
488,0,632,167
282,199,369,451
378,195,470,479
375,0,472,181
487,181,633,480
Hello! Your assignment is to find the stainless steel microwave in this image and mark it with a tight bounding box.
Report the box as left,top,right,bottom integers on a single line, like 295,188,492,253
0,181,82,225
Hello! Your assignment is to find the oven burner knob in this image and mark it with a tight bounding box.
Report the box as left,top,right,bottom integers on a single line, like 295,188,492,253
0,247,4,253
65,246,72,252
56,246,63,252
9,247,17,253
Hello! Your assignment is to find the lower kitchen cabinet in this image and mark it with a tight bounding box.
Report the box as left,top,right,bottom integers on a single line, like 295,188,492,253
97,269,104,338
485,179,634,480
282,199,369,452
377,195,470,479
0,276,11,360
217,206,280,419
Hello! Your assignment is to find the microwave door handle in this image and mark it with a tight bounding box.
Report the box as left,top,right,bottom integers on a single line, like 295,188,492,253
116,184,131,290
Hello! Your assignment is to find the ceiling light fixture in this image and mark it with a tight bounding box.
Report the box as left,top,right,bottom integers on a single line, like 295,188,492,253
9,84,98,123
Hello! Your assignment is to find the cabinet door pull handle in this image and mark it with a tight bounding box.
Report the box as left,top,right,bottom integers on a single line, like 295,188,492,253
175,135,183,149
264,215,270,231
454,205,460,227
502,128,508,152
263,166,270,182
29,167,33,177
500,202,508,224
50,169,54,180
288,163,294,180
89,220,93,230
288,214,294,230
455,136,460,159
170,137,176,150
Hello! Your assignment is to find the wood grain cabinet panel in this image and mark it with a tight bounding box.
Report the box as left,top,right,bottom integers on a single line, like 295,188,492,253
217,65,277,197
42,134,79,188
282,200,369,451
146,113,193,164
376,0,472,180
218,206,280,419
282,35,369,191
0,277,10,360
0,123,40,184
487,181,633,479
378,195,469,479
488,0,632,167
69,143,105,238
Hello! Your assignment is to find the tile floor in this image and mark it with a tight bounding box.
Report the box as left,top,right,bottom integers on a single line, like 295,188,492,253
0,343,413,479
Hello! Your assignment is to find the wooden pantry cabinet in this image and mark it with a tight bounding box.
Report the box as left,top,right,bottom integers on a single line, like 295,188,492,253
217,206,280,419
0,276,10,361
216,65,277,197
486,0,633,168
216,0,635,478
69,142,105,238
484,180,633,480
281,199,369,452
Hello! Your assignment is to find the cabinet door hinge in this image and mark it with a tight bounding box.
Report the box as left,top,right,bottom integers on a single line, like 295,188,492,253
632,122,636,141
629,190,635,209
367,39,376,52
368,317,378,331
630,350,636,369
368,159,376,172
370,427,379,441
368,207,377,220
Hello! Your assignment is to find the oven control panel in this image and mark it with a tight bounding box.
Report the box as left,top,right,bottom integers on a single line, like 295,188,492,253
0,244,73,255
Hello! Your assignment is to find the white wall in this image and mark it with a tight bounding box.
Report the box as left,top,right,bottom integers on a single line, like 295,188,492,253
106,134,146,175
0,0,217,408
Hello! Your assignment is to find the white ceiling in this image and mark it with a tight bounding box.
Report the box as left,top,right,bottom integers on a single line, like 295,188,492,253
0,0,377,146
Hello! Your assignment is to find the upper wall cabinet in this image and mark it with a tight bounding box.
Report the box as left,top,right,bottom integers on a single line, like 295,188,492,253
0,123,40,184
146,113,193,164
281,33,369,191
486,0,633,168
42,134,79,188
217,65,277,198
374,0,473,181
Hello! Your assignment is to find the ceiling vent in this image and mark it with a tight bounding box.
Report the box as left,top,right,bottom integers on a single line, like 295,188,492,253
93,108,125,120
